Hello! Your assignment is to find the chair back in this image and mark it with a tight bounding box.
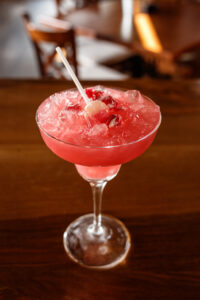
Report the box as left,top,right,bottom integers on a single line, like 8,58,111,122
22,13,78,78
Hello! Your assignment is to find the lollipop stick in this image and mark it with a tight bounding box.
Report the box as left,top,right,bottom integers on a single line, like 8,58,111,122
56,47,90,105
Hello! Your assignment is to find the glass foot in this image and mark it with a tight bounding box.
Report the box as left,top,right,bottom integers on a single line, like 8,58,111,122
63,214,131,269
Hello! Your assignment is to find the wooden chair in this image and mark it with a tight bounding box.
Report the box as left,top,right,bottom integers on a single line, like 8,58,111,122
22,13,78,79
38,15,134,75
154,43,200,79
36,15,130,80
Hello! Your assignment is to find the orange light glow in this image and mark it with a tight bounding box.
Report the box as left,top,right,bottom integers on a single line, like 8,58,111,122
55,48,67,62
134,13,162,53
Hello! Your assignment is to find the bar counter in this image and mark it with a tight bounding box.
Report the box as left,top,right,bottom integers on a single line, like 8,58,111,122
0,79,200,299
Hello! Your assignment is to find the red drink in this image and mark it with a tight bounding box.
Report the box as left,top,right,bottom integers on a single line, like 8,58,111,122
37,86,161,179
36,86,161,269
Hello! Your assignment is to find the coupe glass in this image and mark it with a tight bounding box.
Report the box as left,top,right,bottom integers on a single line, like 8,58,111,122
36,89,161,269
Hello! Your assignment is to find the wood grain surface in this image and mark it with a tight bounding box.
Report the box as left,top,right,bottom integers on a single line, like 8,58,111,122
0,79,200,299
65,0,200,59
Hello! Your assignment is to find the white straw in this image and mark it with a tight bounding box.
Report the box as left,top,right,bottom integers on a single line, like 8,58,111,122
56,47,90,105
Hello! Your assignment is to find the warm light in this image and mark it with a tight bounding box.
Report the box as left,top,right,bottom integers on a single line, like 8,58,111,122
134,13,162,53
55,47,67,62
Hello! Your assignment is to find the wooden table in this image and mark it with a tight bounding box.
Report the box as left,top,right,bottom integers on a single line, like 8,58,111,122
1,78,200,299
65,0,200,57
63,0,200,75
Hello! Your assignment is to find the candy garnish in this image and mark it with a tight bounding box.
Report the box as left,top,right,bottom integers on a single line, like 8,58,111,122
85,100,108,117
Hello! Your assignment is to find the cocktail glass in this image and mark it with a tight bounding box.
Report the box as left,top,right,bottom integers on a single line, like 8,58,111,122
36,88,161,269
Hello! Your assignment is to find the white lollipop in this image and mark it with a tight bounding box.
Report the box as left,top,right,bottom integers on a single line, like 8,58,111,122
56,47,108,117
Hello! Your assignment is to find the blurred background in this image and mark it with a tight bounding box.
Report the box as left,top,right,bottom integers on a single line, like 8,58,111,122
1,0,200,80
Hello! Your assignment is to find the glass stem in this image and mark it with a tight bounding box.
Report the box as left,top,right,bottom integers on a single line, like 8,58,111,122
89,181,107,235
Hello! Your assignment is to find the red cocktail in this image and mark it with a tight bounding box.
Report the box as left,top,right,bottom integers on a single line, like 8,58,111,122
36,86,161,268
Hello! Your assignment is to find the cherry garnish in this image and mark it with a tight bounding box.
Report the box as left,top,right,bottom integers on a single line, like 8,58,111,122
106,114,122,128
85,88,104,100
101,95,117,109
